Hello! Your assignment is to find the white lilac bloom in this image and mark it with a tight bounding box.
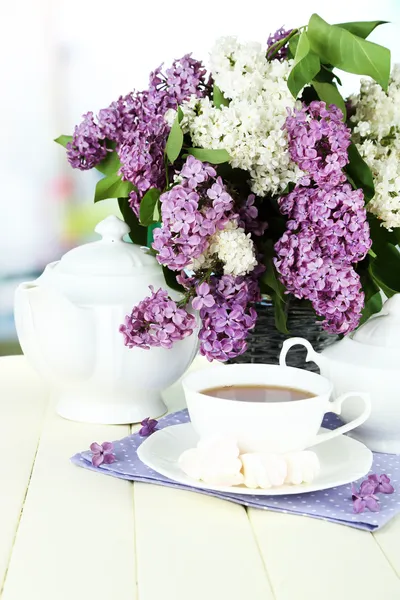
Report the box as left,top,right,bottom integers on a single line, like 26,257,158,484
351,65,400,229
180,37,302,197
190,221,258,277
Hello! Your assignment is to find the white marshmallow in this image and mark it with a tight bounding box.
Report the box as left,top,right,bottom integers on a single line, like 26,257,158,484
284,451,320,485
178,437,244,487
240,453,287,489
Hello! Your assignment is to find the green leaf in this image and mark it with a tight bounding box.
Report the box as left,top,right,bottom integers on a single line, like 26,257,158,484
288,34,300,59
308,14,391,90
118,198,147,246
312,80,346,118
54,134,72,148
315,64,342,86
153,201,161,222
166,112,183,164
345,143,375,202
336,20,388,39
368,214,398,254
139,188,161,226
213,84,230,108
267,28,299,60
391,227,400,246
162,266,185,293
370,243,400,297
187,148,230,164
271,293,289,334
94,174,134,203
358,265,383,326
287,31,320,98
261,258,285,302
96,150,121,176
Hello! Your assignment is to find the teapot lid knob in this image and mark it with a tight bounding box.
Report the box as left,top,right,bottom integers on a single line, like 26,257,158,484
95,216,130,242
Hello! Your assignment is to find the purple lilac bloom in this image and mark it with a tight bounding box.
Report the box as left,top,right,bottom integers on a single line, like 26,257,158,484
152,157,235,271
276,100,371,336
351,481,380,514
267,27,293,60
149,54,207,107
67,54,207,212
285,101,351,189
238,194,268,237
90,441,116,467
368,474,395,494
274,225,365,335
120,286,196,350
197,275,259,362
139,417,158,436
192,282,215,310
279,184,371,264
118,110,169,215
67,112,108,170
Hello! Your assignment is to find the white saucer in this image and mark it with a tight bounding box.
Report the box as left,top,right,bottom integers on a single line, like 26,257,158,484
137,423,373,495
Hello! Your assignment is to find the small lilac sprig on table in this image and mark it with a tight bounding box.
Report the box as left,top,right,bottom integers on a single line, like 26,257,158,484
90,442,116,467
139,417,158,436
351,474,394,513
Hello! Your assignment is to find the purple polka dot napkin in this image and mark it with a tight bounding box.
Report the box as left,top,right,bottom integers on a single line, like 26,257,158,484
71,409,400,531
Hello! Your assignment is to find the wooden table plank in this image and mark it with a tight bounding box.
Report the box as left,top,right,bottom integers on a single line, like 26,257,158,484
374,515,400,577
0,357,48,593
1,392,136,600
134,483,274,600
248,509,400,600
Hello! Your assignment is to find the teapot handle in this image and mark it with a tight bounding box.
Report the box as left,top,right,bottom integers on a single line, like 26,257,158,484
279,337,326,370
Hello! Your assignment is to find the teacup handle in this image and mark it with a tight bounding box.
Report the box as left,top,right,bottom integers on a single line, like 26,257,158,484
279,337,324,370
310,392,371,447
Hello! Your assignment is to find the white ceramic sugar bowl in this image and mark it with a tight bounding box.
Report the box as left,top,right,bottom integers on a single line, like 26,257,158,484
14,216,198,424
280,295,400,454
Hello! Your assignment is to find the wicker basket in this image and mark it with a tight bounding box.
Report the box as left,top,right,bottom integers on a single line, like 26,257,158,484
229,299,337,372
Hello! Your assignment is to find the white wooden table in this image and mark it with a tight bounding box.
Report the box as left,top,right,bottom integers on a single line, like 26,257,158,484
1,355,400,600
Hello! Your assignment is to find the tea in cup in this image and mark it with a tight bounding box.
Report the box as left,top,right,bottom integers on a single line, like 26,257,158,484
182,364,371,454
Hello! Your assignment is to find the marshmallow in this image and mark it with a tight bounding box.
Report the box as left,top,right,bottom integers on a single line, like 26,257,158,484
284,451,320,485
240,453,287,489
178,437,244,487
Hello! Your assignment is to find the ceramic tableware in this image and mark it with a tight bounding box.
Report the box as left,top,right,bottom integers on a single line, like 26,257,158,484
280,295,400,453
137,422,373,495
14,216,199,424
182,364,371,454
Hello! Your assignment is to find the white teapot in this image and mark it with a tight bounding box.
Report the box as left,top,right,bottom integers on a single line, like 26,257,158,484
280,295,400,454
14,216,198,424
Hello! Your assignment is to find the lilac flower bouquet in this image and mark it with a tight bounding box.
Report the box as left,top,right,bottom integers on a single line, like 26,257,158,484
56,14,400,362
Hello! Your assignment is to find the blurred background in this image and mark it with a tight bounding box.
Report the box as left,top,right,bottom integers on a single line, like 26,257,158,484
0,0,399,355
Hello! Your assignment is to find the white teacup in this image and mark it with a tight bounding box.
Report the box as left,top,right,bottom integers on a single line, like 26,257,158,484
182,364,371,454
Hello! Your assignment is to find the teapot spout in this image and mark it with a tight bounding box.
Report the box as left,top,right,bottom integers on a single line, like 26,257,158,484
279,337,328,371
14,283,94,382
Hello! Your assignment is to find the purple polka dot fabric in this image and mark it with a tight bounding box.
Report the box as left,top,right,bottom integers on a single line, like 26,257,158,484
71,410,400,531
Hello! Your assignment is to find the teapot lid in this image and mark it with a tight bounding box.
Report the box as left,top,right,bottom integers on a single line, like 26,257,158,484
56,215,157,276
351,295,400,348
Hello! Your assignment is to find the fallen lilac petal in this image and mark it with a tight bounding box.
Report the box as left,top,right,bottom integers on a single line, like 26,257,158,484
90,442,102,454
102,453,117,465
353,498,366,514
92,454,104,468
139,417,158,436
101,442,114,453
365,496,380,512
